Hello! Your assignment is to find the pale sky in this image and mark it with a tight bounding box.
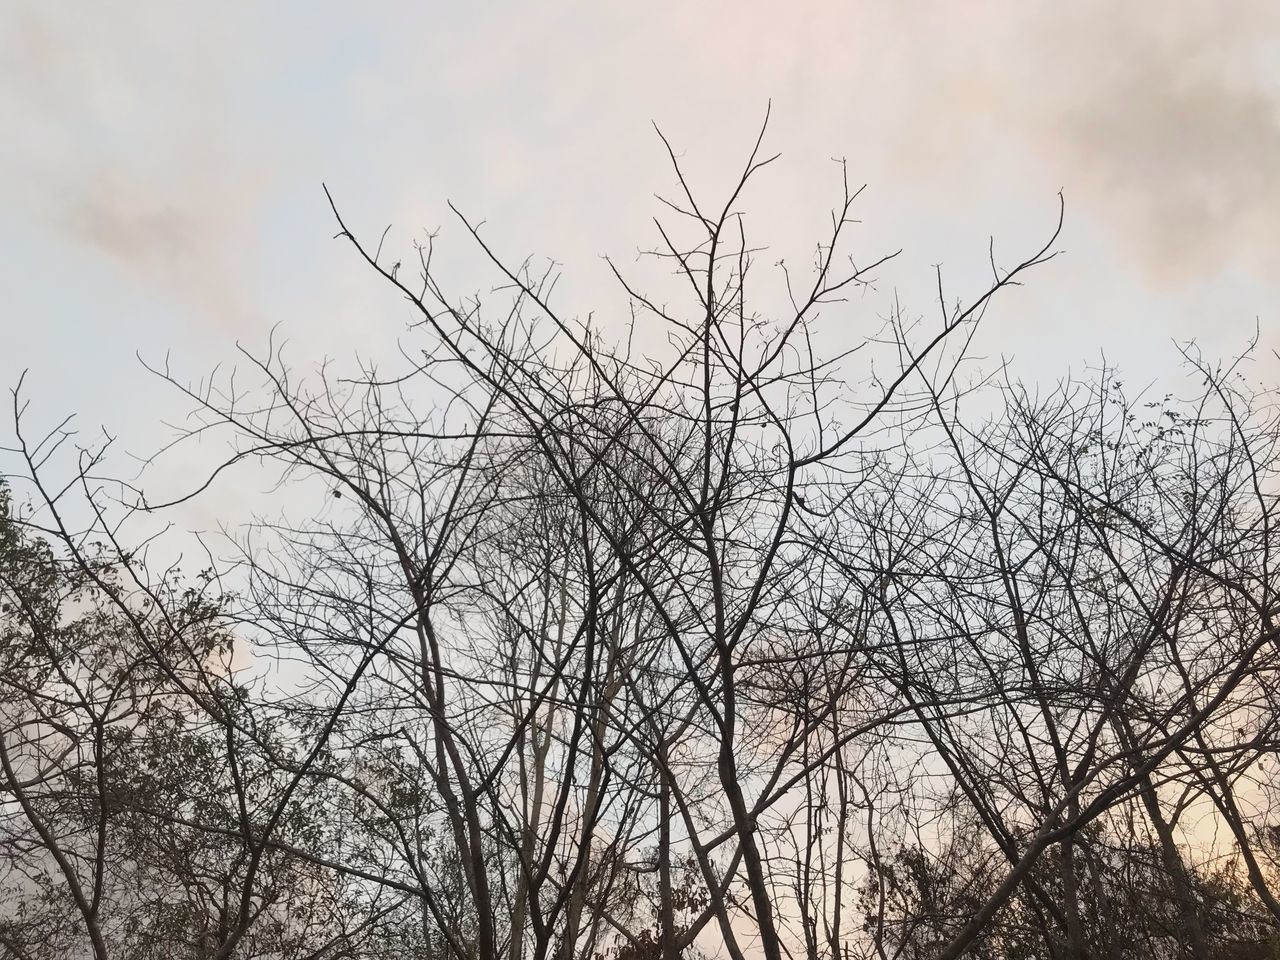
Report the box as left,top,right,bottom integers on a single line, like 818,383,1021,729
2,1,1278,524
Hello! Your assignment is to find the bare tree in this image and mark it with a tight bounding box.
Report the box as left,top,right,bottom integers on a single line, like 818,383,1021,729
7,116,1279,960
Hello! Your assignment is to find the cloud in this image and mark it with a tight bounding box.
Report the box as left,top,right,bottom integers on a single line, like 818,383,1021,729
604,0,1280,290
3,0,1277,349
0,5,275,333
892,1,1280,286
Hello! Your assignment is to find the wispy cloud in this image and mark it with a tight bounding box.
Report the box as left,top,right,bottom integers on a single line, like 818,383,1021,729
2,0,1276,344
597,0,1280,289
1,5,276,333
871,1,1280,285
997,2,1280,283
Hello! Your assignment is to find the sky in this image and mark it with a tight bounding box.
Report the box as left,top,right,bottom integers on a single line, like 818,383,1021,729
2,1,1279,530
